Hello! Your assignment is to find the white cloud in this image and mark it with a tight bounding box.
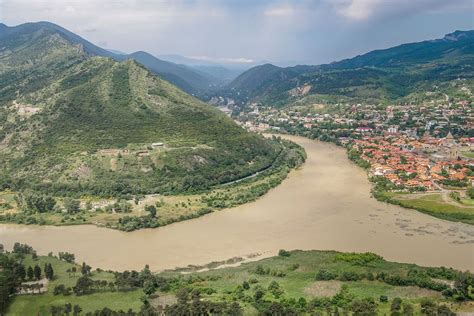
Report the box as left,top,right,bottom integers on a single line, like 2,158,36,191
336,0,379,20
264,4,295,17
334,0,474,21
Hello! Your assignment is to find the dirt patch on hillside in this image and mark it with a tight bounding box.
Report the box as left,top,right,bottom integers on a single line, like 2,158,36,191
11,101,41,117
390,285,441,298
150,294,177,308
304,281,342,297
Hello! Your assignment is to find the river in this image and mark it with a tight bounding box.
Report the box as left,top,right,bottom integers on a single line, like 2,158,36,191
1,135,473,271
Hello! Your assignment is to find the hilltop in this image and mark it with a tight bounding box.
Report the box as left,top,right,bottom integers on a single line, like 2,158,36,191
222,30,474,106
0,21,289,197
0,22,223,95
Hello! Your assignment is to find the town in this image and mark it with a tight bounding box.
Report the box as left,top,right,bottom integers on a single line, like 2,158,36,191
233,100,474,193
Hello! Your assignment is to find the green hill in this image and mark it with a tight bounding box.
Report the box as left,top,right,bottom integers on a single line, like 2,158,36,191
0,22,221,96
224,30,474,106
0,22,283,197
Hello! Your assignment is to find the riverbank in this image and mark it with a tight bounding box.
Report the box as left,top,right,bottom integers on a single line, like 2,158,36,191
275,129,474,226
1,135,472,272
3,249,473,315
374,191,474,225
0,137,306,232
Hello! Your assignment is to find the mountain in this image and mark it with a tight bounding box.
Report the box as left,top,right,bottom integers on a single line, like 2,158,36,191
0,22,221,96
121,51,216,94
0,21,282,197
223,30,474,106
157,54,245,82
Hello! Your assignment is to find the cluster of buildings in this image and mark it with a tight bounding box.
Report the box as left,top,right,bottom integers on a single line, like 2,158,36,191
233,100,474,191
353,134,473,190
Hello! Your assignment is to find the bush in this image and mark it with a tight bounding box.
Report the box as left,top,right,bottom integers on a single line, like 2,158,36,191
315,269,337,281
278,249,291,257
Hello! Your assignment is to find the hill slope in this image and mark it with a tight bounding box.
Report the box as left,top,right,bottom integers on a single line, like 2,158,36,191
224,30,474,106
0,22,281,197
0,22,219,96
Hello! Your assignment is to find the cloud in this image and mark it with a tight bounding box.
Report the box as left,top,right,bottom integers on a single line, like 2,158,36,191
0,0,472,65
335,0,474,21
264,4,295,17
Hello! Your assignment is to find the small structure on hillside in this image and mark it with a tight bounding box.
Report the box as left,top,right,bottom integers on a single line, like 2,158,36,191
151,142,164,148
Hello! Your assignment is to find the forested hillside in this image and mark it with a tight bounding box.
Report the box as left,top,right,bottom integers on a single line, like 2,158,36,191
0,22,283,197
223,30,474,106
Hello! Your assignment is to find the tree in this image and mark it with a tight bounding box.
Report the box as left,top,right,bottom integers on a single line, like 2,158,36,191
390,297,402,315
73,305,82,316
143,280,156,296
254,289,264,302
437,305,455,316
16,265,26,281
64,303,72,314
27,266,34,280
58,252,75,263
33,265,41,280
81,262,91,276
73,276,94,296
278,249,291,257
351,298,377,314
226,301,242,316
467,187,474,199
453,271,474,300
44,263,54,280
63,198,81,214
420,299,437,315
145,205,157,218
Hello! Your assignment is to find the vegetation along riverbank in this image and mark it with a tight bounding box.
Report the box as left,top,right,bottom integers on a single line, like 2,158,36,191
1,244,473,315
0,137,305,232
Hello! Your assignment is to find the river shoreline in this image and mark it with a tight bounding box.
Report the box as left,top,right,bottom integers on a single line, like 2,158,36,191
1,135,473,272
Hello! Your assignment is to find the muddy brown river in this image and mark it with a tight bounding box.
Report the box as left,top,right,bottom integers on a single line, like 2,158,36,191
1,136,473,271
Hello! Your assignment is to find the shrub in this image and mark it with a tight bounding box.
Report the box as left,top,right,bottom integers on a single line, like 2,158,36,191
315,269,337,281
278,249,291,257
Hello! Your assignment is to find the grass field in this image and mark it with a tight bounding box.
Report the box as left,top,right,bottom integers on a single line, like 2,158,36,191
378,192,474,225
159,250,472,314
5,250,473,315
7,254,143,316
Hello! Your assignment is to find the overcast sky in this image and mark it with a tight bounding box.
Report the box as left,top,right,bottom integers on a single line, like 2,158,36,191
0,0,473,65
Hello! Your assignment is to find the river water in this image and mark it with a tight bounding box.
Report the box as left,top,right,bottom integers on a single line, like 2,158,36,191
1,136,473,271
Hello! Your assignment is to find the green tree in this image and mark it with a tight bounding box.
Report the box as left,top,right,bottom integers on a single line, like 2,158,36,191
27,266,34,280
33,265,41,280
390,297,402,315
143,280,156,296
63,198,81,214
73,305,82,316
73,276,94,296
145,205,157,218
467,187,474,199
44,263,54,280
80,262,91,276
16,265,26,281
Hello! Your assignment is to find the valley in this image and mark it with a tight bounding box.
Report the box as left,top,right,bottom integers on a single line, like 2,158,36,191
0,14,473,315
1,135,473,272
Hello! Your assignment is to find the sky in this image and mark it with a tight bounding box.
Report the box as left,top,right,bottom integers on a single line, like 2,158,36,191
0,0,473,66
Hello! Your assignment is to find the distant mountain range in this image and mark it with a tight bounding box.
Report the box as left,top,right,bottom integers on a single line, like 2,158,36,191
0,21,279,195
221,30,474,106
0,22,241,96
